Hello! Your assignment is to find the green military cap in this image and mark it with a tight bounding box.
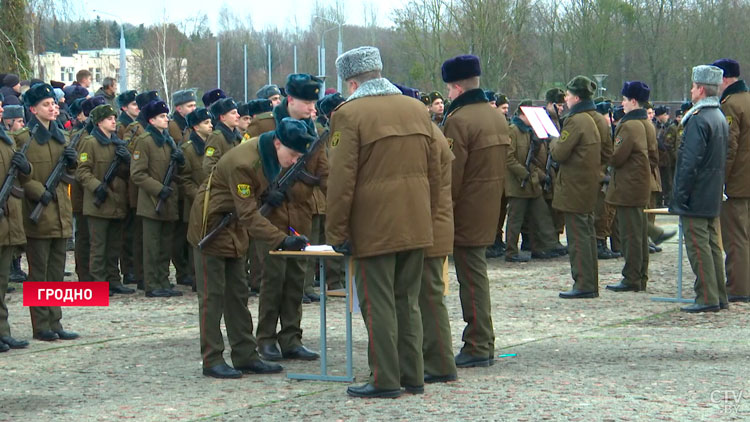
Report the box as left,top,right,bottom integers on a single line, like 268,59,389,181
644,101,654,110
496,94,509,105
91,104,117,124
428,91,443,103
545,88,565,104
565,75,596,99
420,94,430,105
516,99,533,115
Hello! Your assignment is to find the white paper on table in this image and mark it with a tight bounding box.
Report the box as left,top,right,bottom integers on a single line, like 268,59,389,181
304,244,335,252
521,106,561,139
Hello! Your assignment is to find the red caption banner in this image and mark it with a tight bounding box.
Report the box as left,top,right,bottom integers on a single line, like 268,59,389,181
23,282,110,307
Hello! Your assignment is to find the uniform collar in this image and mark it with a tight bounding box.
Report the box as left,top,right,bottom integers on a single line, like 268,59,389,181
118,112,134,127
146,124,169,147
172,112,188,131
619,108,648,124
511,116,532,133
442,88,488,124
720,79,748,102
189,130,206,155
27,116,66,145
565,99,596,117
258,131,280,183
0,125,12,145
216,122,241,144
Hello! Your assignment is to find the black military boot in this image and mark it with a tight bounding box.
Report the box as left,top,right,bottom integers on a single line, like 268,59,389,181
597,239,618,260
485,234,505,259
9,256,26,283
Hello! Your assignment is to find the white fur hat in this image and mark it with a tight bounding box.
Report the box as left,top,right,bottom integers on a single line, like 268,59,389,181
335,46,383,81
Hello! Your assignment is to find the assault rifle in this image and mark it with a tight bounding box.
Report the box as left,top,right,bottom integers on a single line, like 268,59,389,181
29,127,85,224
93,141,128,208
198,212,234,250
258,131,324,217
520,135,539,188
155,137,179,215
0,126,37,219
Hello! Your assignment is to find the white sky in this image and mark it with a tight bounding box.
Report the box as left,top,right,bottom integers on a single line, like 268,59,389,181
77,0,402,32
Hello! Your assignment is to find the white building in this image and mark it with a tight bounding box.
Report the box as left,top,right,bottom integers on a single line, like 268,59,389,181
32,48,143,93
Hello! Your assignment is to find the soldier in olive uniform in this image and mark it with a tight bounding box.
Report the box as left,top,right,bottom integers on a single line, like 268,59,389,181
504,101,561,262
202,98,241,174
302,93,347,302
130,100,184,298
327,46,440,398
0,103,32,350
76,105,134,295
256,84,283,107
654,105,677,206
605,82,653,293
168,90,197,144
441,55,509,367
122,90,160,290
427,91,445,125
554,76,602,299
71,96,107,283
246,98,276,141
16,83,79,341
255,73,326,362
116,90,138,140
712,58,750,302
177,108,212,292
236,102,252,140
185,119,313,379
496,94,510,119
115,90,139,284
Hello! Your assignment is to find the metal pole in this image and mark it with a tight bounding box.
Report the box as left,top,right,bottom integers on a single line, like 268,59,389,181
267,44,272,85
317,45,321,76
294,45,298,73
119,24,127,91
243,44,248,102
321,36,326,98
217,41,221,89
337,24,342,93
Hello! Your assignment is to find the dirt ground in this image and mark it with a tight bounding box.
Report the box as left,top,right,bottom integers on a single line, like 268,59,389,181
2,215,749,421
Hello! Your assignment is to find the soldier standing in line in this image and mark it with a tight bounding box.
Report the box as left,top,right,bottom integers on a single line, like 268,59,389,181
604,82,653,293
76,105,134,295
177,107,212,293
115,90,138,284
246,98,276,139
15,83,79,341
504,100,562,263
168,90,197,144
256,84,283,107
202,98,241,174
130,100,184,298
0,98,31,351
654,105,677,206
593,101,620,260
427,91,445,125
496,94,510,119
554,76,602,299
327,46,440,398
711,58,750,303
186,119,312,378
441,54,508,367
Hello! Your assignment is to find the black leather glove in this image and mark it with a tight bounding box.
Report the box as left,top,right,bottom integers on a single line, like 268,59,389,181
39,190,55,205
115,145,131,163
332,241,352,255
170,148,185,166
94,184,108,203
280,235,309,251
63,146,77,167
263,189,286,207
11,151,31,175
158,185,173,200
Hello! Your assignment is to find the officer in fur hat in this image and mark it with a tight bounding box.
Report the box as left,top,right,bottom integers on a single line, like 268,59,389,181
604,81,654,293
130,100,185,298
246,99,275,139
256,84,283,107
440,54,509,367
326,46,441,398
671,65,729,313
712,58,750,303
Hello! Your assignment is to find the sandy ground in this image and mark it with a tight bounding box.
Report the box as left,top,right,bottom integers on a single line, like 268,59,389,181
2,215,749,421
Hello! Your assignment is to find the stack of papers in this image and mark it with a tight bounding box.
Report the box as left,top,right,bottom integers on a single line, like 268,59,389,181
304,245,335,252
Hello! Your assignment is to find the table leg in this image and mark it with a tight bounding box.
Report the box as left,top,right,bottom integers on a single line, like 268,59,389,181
652,218,694,303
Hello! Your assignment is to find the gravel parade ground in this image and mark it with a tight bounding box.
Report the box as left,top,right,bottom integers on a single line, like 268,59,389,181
2,216,749,421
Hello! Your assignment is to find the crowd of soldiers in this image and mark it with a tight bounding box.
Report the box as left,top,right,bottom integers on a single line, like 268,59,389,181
0,50,747,398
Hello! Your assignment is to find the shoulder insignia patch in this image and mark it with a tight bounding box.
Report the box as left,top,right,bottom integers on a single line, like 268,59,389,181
242,133,251,143
615,137,623,146
133,151,140,160
331,131,341,147
79,152,88,162
560,130,570,142
727,115,733,126
237,184,251,198
206,147,215,157
446,137,454,150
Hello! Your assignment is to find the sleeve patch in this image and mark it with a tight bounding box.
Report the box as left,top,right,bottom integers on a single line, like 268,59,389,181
206,147,215,157
133,151,140,160
446,137,454,150
560,130,570,142
330,131,341,147
615,137,623,146
237,184,251,198
79,152,88,162
727,115,733,126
